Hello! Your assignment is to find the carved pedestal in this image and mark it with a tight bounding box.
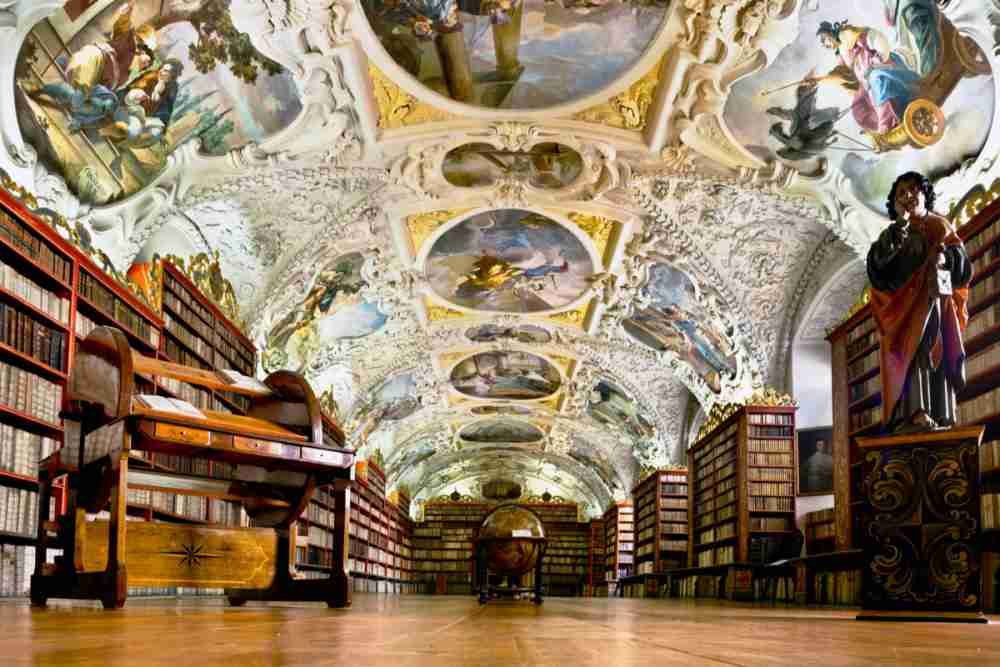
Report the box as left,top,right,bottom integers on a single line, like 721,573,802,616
855,426,986,622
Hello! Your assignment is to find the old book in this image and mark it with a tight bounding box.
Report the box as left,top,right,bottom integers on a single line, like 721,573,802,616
134,394,206,419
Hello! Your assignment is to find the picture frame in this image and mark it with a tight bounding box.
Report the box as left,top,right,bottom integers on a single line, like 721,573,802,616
797,426,834,496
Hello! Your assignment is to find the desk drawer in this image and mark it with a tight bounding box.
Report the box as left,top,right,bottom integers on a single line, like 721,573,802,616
233,436,299,461
152,422,211,447
301,447,353,468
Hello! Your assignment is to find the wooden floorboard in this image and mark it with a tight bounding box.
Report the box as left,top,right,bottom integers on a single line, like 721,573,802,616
1,595,999,666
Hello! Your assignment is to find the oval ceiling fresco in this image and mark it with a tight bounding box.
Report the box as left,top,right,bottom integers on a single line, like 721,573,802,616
360,0,668,109
443,142,583,188
262,252,386,371
425,209,593,313
466,323,552,344
459,419,544,443
450,351,561,400
15,0,302,206
722,1,993,214
622,262,737,394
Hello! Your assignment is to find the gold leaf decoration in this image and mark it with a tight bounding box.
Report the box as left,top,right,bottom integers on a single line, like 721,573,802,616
568,212,620,268
406,208,471,256
572,59,662,131
826,287,871,337
950,177,1000,228
369,65,455,130
544,300,593,329
425,298,468,322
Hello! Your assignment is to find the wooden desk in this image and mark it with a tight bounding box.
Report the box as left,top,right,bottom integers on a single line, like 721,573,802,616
31,326,356,609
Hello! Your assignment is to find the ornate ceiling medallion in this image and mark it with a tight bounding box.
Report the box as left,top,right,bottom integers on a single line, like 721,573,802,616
449,351,562,401
568,212,621,269
405,208,474,257
359,0,670,110
424,209,595,314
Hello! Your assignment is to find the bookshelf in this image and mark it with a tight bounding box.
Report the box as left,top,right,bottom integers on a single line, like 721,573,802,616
602,501,633,587
803,508,836,555
586,518,605,596
347,461,416,594
632,469,688,575
688,405,797,569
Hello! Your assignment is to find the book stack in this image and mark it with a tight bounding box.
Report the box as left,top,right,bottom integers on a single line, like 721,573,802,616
0,303,66,371
0,260,69,324
0,360,61,423
0,210,71,282
0,425,58,477
0,485,38,536
0,544,35,597
78,270,160,349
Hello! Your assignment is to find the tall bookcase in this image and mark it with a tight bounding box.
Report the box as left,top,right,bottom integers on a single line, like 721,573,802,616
586,518,605,596
688,405,797,568
602,501,633,586
632,469,688,575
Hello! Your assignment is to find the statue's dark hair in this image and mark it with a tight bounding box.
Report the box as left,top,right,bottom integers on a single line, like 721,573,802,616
886,171,936,221
816,20,846,42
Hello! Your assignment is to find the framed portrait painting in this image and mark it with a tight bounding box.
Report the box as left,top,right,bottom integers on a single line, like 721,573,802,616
797,426,834,496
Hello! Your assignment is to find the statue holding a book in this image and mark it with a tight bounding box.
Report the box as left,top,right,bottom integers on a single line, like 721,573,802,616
866,171,972,433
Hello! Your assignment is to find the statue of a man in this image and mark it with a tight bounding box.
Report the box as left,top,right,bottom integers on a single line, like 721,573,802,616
866,171,971,432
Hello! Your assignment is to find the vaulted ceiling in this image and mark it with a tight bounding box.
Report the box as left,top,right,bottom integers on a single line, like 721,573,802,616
2,0,998,516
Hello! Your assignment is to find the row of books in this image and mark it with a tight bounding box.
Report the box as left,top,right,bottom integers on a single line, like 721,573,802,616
0,424,58,477
163,275,214,331
966,299,1000,341
697,521,735,545
0,360,61,424
807,522,835,540
748,438,793,452
163,275,254,369
749,496,793,512
848,349,879,382
970,271,1000,310
0,210,71,283
0,544,35,597
126,488,209,522
966,343,1000,379
972,248,997,278
845,326,877,359
78,271,159,347
982,493,1000,530
965,224,1000,258
749,482,793,497
0,260,70,324
634,539,687,556
74,311,97,339
0,303,67,371
130,451,238,480
697,544,734,566
849,374,880,403
164,312,215,362
748,413,793,425
749,426,792,438
850,404,883,432
982,440,1000,474
812,569,862,605
305,525,335,549
957,385,1000,423
0,485,37,536
694,424,738,456
750,516,792,531
749,467,793,482
748,453,793,467
165,338,210,371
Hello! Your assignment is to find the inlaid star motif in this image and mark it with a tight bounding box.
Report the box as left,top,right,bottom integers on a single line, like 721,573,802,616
163,542,223,569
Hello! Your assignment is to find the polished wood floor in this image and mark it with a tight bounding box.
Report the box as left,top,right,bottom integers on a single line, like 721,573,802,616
3,595,1000,666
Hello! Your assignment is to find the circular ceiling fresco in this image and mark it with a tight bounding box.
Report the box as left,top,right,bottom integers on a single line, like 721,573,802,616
425,209,593,313
459,419,544,443
450,350,561,399
360,0,669,109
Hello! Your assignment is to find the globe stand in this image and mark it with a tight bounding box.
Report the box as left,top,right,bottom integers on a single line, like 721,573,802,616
475,542,545,605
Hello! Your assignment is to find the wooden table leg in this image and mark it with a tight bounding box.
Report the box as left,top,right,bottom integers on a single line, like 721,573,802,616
102,454,129,610
328,478,352,608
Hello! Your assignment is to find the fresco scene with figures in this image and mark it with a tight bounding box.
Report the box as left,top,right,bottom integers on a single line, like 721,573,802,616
458,418,545,443
262,252,386,372
449,351,561,399
623,262,737,394
7,0,1000,655
724,0,993,213
360,0,669,109
13,0,302,206
443,142,583,188
425,209,593,313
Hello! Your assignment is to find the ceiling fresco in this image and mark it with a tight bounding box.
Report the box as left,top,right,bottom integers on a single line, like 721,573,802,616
723,0,993,214
424,209,594,313
359,0,670,109
4,1,1000,517
449,350,561,400
13,0,301,206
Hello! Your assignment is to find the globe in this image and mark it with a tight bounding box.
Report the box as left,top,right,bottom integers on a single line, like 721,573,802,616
478,504,547,576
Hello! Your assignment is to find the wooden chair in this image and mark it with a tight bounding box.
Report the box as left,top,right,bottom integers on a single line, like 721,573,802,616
30,327,355,609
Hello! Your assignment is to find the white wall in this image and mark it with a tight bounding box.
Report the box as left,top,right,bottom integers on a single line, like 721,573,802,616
791,340,834,530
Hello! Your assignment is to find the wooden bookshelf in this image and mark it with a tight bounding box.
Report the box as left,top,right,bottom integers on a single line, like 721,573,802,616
688,405,797,568
602,501,633,585
803,508,836,556
632,469,688,575
586,518,605,596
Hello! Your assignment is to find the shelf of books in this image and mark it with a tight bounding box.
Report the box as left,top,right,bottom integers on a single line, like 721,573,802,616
533,503,587,597
632,469,688,575
414,500,488,595
347,460,416,594
602,501,633,588
803,508,836,556
688,405,797,570
585,518,606,596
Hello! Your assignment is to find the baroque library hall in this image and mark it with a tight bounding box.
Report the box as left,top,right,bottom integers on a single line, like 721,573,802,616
5,0,1000,664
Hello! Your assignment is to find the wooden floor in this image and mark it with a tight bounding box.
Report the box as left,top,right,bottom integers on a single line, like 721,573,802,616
3,595,1000,666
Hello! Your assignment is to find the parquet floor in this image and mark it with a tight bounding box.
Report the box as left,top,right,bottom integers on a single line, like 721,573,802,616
2,595,999,666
